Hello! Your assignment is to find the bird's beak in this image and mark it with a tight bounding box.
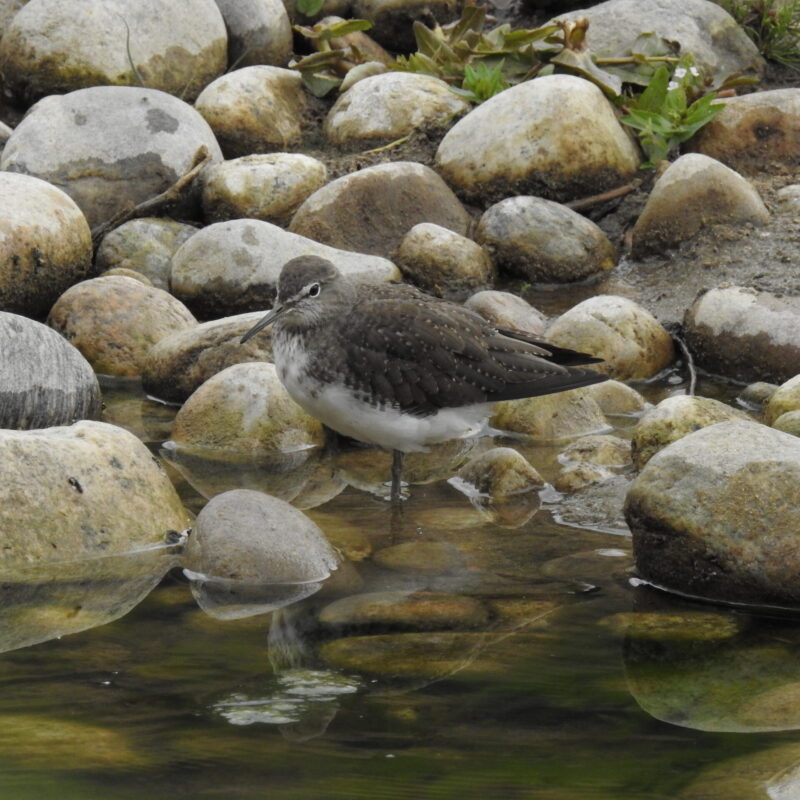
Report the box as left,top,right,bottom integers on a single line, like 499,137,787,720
240,304,283,344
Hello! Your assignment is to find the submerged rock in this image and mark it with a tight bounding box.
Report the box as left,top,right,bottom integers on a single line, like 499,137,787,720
1,312,101,430
454,447,544,499
625,420,800,606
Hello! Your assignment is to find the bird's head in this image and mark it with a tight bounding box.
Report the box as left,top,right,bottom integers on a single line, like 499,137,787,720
240,256,347,343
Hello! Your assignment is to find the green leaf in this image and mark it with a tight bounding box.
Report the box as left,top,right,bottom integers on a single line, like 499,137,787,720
297,0,325,16
501,24,559,49
300,71,342,96
320,18,373,39
550,48,623,96
636,64,669,112
447,5,486,44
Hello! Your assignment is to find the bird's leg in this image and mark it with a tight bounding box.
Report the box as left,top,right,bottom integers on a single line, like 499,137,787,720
390,449,405,503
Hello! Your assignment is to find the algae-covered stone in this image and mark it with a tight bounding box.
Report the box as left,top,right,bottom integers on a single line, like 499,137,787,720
142,311,274,403
773,410,800,437
764,374,800,425
740,381,779,409
599,611,741,642
47,276,197,377
547,295,675,380
1,312,101,430
170,362,326,457
454,447,544,499
372,541,465,574
631,395,747,469
584,380,648,415
561,434,632,467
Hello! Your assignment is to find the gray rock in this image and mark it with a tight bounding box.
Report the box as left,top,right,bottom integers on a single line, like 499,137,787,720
214,0,292,68
625,420,800,605
0,312,101,430
765,375,800,425
0,420,191,571
289,161,470,259
395,223,493,296
98,268,153,286
95,217,197,291
142,311,274,403
325,72,469,147
0,0,25,32
476,196,617,283
0,171,92,316
776,184,800,213
170,218,400,317
194,66,308,157
464,290,547,336
0,0,227,103
0,119,12,150
0,86,223,228
47,276,197,377
685,286,800,384
170,362,326,456
631,154,769,256
553,434,631,492
559,0,764,85
201,153,328,225
435,74,640,206
547,295,675,380
630,395,747,469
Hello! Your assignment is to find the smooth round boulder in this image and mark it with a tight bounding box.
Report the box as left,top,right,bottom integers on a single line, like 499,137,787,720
631,153,769,257
170,218,400,317
1,312,101,430
476,196,616,283
435,74,641,206
454,447,544,499
0,86,223,229
289,161,470,258
630,395,747,469
547,296,675,380
464,290,547,336
214,0,292,68
0,0,227,103
395,223,493,296
47,276,197,376
325,72,469,147
689,89,800,173
201,153,328,225
685,286,800,384
625,420,800,606
773,410,800,437
764,375,800,426
776,184,800,213
0,172,92,316
739,381,779,409
0,420,191,570
95,217,197,291
142,311,274,403
194,66,308,157
584,379,648,416
170,362,326,457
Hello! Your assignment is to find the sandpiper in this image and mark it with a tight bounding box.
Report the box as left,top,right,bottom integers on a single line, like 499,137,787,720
241,255,608,500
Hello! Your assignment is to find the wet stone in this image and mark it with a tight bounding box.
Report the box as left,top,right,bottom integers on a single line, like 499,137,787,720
583,380,648,416
372,541,467,575
764,374,800,425
599,611,741,642
454,447,544,499
739,380,779,410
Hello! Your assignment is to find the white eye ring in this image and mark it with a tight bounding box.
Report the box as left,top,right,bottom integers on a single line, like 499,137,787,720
308,282,320,297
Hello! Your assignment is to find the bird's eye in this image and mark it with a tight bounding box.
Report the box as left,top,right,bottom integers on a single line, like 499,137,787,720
308,283,320,297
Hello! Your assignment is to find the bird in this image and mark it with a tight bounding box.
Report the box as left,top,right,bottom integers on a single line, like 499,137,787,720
241,255,608,501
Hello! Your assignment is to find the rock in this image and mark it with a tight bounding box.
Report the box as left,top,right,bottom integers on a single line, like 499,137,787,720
99,268,153,285
194,66,308,157
170,362,326,456
631,395,747,469
454,447,544,498
559,0,764,86
561,434,632,467
289,161,470,258
0,119,12,150
305,512,372,561
552,462,613,493
765,375,800,425
325,72,469,147
625,420,800,606
554,472,631,535
773,410,800,437
475,196,616,283
435,74,640,206
214,0,292,68
47,276,197,377
0,171,92,316
547,295,675,380
0,0,227,103
0,86,223,229
491,387,609,441
170,218,400,317
339,61,390,92
183,489,338,581
684,286,800,384
351,0,459,51
631,153,769,257
372,540,466,574
689,88,800,173
776,184,800,213
0,0,25,32
201,153,328,225
584,380,648,415
0,420,190,570
464,290,547,336
1,312,101,430
739,381,779,410
395,223,493,296
142,311,273,403
318,591,489,631
599,610,741,642
94,218,197,291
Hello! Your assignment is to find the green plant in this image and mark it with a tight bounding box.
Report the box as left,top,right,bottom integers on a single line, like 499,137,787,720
618,56,724,167
718,0,800,66
452,60,510,102
297,0,326,17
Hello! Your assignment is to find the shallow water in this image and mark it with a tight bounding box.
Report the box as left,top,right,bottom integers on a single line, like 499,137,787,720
2,371,799,800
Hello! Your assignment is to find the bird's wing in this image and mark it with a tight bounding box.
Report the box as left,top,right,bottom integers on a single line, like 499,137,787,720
339,296,607,415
